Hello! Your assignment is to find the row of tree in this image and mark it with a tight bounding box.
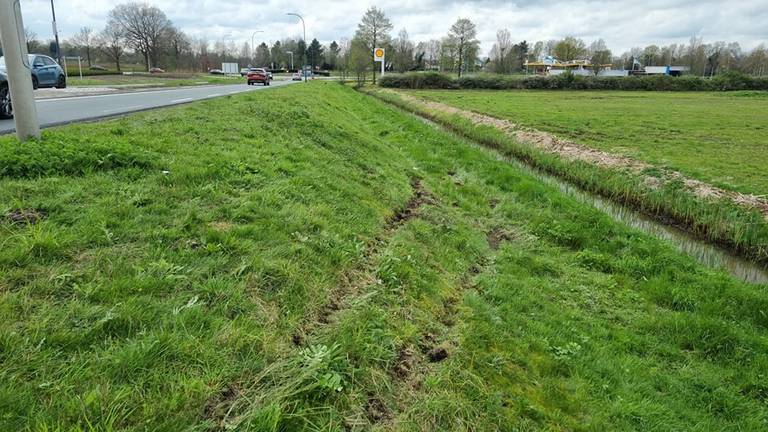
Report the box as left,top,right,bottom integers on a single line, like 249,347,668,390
3,3,767,78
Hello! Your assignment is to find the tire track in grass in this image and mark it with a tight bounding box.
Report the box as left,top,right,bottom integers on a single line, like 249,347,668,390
204,176,437,429
373,221,511,428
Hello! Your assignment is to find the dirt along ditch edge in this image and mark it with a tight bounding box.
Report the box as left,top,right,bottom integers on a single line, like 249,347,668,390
360,86,768,265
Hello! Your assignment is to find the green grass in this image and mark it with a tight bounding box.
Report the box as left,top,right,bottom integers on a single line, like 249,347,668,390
368,88,768,263
1,82,767,431
68,73,243,88
403,89,768,196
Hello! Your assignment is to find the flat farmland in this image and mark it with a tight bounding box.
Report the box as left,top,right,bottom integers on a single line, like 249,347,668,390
404,90,768,196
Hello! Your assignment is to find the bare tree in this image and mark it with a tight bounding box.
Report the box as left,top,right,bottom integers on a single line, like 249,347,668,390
71,27,94,67
97,24,125,71
447,18,479,77
392,29,415,72
354,6,393,84
108,2,172,71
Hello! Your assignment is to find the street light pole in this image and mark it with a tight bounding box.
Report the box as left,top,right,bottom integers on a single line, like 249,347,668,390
50,0,61,65
251,30,263,65
0,0,40,140
286,13,307,82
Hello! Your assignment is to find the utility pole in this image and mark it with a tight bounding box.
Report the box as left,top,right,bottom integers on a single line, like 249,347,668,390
50,0,62,65
0,0,40,140
286,13,307,82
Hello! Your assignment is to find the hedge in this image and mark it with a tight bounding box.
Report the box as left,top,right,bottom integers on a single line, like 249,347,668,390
379,71,768,91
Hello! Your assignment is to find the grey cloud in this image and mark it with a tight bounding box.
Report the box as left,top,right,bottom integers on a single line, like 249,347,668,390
20,0,768,55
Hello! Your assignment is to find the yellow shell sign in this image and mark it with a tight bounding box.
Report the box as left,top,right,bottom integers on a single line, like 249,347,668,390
374,48,385,61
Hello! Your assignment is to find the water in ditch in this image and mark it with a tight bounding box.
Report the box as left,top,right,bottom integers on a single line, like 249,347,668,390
417,115,768,284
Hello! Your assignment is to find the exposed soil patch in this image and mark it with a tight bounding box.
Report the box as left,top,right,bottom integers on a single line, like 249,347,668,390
387,177,436,228
487,227,516,250
427,345,449,363
6,208,47,225
394,346,417,379
392,90,768,221
365,397,391,422
202,383,241,428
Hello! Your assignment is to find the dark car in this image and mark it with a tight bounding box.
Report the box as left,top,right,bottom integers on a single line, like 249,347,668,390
0,71,11,119
246,68,270,86
0,54,66,90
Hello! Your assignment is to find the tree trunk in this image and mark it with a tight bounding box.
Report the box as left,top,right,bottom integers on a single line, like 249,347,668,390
458,45,463,78
143,50,150,71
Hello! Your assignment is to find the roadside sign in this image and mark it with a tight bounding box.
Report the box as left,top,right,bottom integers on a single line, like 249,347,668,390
221,62,239,75
374,48,385,61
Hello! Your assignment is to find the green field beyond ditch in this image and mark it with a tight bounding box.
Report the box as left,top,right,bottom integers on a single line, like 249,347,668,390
404,89,768,196
1,83,767,431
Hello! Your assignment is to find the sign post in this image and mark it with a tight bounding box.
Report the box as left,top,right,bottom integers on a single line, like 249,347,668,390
374,47,385,78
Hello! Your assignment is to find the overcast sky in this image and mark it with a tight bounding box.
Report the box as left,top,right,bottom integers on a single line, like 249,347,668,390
19,0,768,55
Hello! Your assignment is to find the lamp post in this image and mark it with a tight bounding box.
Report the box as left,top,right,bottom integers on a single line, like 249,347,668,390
251,30,263,65
286,51,294,71
50,0,61,65
286,13,307,82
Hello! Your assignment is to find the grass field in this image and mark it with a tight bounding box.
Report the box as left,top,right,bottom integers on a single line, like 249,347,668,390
1,82,768,431
67,73,243,88
402,90,768,196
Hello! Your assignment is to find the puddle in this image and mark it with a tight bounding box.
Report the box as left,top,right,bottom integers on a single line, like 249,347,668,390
416,115,768,284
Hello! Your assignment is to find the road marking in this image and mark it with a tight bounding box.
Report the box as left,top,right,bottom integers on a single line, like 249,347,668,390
171,98,192,103
103,105,142,113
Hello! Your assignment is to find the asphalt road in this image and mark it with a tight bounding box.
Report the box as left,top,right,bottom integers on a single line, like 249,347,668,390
0,80,294,134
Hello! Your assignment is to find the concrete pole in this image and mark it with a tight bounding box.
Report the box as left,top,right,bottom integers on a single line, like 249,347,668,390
0,0,40,140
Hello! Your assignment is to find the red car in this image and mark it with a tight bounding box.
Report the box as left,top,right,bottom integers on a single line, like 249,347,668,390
246,68,270,86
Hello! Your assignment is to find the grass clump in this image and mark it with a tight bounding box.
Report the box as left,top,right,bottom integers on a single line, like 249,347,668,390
0,134,154,178
1,82,767,430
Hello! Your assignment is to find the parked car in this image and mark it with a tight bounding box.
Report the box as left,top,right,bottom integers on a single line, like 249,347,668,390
240,68,250,76
246,68,270,86
292,72,302,81
0,70,11,119
0,54,66,90
89,65,109,71
149,67,165,73
209,69,224,75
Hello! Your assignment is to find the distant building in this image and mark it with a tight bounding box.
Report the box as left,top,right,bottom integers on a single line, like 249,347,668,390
524,55,611,76
598,69,630,77
643,66,690,76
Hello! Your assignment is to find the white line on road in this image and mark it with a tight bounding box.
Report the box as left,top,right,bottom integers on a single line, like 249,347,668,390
171,98,193,103
103,105,142,113
208,93,222,97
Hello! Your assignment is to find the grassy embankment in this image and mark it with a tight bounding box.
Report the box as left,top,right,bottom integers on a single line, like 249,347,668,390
1,82,767,431
366,88,768,264
67,73,243,88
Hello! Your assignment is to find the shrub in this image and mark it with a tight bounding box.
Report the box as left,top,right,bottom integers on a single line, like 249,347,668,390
378,72,768,92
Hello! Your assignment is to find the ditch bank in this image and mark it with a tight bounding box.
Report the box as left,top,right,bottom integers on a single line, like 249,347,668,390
360,86,768,282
